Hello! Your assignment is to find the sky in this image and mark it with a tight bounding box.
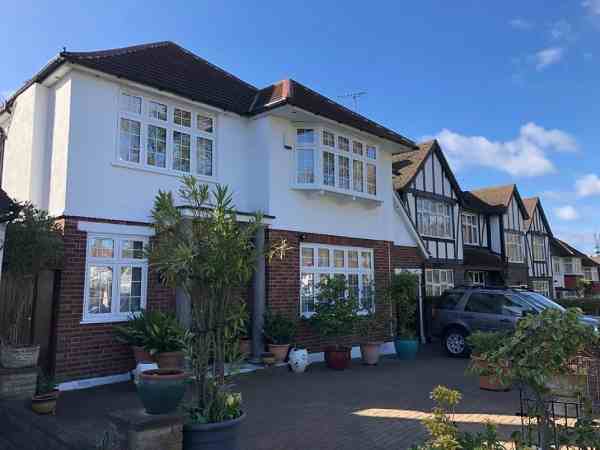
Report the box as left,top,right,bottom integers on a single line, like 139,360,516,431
1,0,599,254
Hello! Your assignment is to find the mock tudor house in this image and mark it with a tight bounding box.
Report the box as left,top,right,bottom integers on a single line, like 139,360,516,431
522,197,554,297
392,140,464,296
0,42,428,385
552,238,600,298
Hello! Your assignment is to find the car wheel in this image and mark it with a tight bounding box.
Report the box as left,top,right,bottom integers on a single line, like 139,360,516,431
444,328,468,357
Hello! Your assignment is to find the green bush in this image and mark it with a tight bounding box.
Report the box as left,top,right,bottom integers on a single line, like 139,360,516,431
384,272,419,339
556,297,600,315
263,312,297,345
466,331,507,356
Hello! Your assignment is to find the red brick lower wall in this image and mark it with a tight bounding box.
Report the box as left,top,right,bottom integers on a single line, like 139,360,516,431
564,274,579,290
54,217,175,381
265,228,424,352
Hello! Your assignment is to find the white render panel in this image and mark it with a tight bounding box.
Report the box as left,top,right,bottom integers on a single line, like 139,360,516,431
48,77,71,215
490,215,501,253
424,154,433,192
433,154,443,196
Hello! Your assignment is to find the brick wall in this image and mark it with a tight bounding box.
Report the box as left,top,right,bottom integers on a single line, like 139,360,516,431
53,217,175,381
265,228,424,352
505,264,529,287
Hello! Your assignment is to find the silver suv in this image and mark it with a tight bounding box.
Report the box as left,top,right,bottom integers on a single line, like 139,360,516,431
431,286,598,357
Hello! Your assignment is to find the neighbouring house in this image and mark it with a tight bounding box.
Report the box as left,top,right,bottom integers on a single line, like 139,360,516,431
522,197,554,298
466,184,530,287
0,42,427,385
551,237,600,298
392,140,464,296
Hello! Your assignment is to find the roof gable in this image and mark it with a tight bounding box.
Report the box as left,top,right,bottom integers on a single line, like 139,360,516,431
470,184,529,219
523,197,552,235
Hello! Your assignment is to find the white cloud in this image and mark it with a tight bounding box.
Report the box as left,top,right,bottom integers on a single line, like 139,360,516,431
427,123,577,177
554,205,579,220
535,47,564,70
576,174,600,197
510,18,534,30
549,20,575,41
583,0,600,15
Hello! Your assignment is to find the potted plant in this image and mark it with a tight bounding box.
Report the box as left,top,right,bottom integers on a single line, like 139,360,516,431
148,177,289,450
466,331,511,391
263,311,297,363
113,311,154,364
288,347,309,373
31,373,60,415
354,313,382,365
224,298,250,362
137,368,186,415
144,311,189,370
385,272,419,360
309,277,359,370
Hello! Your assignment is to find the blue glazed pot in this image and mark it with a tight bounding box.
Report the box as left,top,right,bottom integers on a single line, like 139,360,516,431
137,369,186,415
394,338,419,360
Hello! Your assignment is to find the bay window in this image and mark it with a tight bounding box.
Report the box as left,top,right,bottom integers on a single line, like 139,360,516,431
425,269,454,296
83,234,148,323
505,232,524,263
117,91,216,179
461,213,479,245
563,258,582,274
294,128,378,199
417,197,452,239
300,244,374,317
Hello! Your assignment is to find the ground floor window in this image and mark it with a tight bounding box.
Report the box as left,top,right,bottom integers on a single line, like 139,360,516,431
425,268,454,296
83,233,148,323
532,279,550,297
300,243,374,317
466,271,485,286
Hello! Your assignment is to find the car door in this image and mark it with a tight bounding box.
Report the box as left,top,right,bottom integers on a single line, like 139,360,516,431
498,293,537,331
463,291,505,332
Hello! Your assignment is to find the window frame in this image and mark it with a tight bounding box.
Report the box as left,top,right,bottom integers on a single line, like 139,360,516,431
425,268,454,296
532,280,550,297
299,243,375,318
82,233,149,324
505,231,524,263
292,126,379,201
461,213,479,245
532,235,545,262
417,197,453,239
116,89,217,181
466,271,486,286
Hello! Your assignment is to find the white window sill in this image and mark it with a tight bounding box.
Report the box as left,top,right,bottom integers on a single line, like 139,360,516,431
300,309,373,319
291,184,382,204
80,314,138,325
111,161,218,183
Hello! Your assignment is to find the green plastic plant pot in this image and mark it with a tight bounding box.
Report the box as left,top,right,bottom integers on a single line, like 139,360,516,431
137,369,186,415
394,338,419,360
183,413,246,450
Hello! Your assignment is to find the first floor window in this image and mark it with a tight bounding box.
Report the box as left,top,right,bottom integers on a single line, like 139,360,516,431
584,267,596,282
173,131,191,172
533,236,545,262
84,234,148,322
121,93,141,114
119,118,141,163
532,280,550,297
353,160,364,192
323,151,335,186
462,213,479,245
196,137,213,176
148,101,167,121
425,269,454,296
563,258,581,274
417,197,452,239
466,271,485,286
322,130,335,147
366,163,376,195
338,155,350,189
147,125,167,168
300,244,374,316
297,148,315,184
505,232,524,263
174,108,191,127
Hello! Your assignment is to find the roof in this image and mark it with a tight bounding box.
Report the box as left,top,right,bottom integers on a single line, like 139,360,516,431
461,191,505,214
469,184,529,219
551,237,589,259
391,140,462,195
2,42,415,147
593,256,600,265
522,197,553,235
463,247,504,270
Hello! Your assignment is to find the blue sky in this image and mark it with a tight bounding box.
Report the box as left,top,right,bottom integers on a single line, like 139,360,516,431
2,0,599,253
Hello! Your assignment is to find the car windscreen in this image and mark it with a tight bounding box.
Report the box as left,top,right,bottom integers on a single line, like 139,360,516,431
515,291,565,312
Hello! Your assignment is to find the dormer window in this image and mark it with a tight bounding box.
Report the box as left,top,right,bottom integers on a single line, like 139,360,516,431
462,213,479,245
293,127,379,201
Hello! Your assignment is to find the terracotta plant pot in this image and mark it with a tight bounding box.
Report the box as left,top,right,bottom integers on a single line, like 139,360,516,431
324,346,351,370
471,355,511,391
138,369,186,415
132,346,154,364
360,342,382,366
268,344,290,363
31,390,60,415
156,351,185,370
239,339,251,359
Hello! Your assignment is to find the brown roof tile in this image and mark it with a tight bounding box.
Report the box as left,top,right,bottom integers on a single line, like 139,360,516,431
522,197,538,229
391,140,435,190
470,184,516,208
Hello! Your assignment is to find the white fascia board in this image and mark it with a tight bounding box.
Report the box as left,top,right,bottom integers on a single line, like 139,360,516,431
77,221,155,237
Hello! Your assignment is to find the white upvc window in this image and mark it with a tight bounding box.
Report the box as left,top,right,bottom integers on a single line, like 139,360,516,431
505,231,524,263
417,197,452,239
462,213,479,245
425,269,454,296
532,280,550,297
563,258,582,275
83,233,148,324
553,258,561,274
300,243,374,317
117,91,216,179
584,267,598,282
533,235,545,262
294,128,378,199
466,271,485,286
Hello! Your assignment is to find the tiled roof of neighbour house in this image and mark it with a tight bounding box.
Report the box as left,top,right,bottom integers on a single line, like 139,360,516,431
551,237,590,261
250,79,416,147
463,247,504,270
469,184,529,219
1,42,415,147
391,140,462,195
592,256,600,265
461,191,505,214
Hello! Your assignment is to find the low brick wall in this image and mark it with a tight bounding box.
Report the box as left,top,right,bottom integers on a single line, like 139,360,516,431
0,366,38,399
110,409,183,450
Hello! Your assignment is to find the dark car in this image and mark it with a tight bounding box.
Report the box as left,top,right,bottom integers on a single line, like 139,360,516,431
431,286,599,357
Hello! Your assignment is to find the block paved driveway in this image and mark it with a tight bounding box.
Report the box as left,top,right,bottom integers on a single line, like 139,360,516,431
0,344,522,450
